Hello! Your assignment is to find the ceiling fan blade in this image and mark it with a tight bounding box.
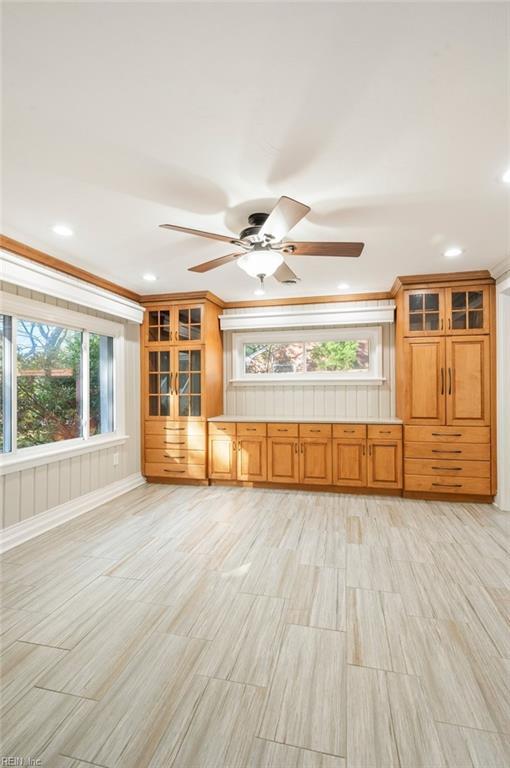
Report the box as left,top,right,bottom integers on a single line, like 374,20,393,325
188,252,244,273
258,196,311,241
160,223,244,246
274,262,300,283
281,241,364,258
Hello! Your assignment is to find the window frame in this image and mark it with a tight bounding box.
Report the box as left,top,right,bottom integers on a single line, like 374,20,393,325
0,291,127,472
231,326,384,385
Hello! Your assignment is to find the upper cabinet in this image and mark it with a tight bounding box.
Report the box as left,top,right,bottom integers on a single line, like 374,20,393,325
145,303,203,345
403,285,490,337
445,286,490,335
404,289,445,336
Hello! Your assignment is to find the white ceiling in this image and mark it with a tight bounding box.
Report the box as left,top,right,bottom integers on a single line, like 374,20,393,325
2,2,509,300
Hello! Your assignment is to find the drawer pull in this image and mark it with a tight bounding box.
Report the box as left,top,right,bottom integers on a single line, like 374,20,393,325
344,429,355,433
277,428,288,432
379,430,391,434
310,429,321,433
164,441,185,445
164,469,186,473
432,449,462,454
165,454,185,459
246,428,257,431
165,427,185,431
432,482,462,488
432,466,462,471
431,432,462,437
217,427,227,431
294,442,298,453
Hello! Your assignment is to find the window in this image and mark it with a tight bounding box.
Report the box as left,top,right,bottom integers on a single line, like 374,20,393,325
1,309,116,456
232,327,383,384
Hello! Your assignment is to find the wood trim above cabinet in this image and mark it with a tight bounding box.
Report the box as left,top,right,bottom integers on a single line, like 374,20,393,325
391,270,494,295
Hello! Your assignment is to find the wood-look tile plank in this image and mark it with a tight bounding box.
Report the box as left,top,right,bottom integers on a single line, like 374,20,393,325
0,607,46,651
347,589,408,672
249,738,346,767
242,546,298,598
62,632,207,767
287,565,345,631
37,600,166,699
346,544,396,592
259,624,346,757
196,592,285,687
437,722,510,767
171,677,265,768
0,641,68,712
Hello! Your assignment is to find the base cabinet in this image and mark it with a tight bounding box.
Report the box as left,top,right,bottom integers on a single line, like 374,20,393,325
367,439,403,489
332,438,366,487
268,437,299,484
237,436,267,481
208,435,236,480
299,438,332,485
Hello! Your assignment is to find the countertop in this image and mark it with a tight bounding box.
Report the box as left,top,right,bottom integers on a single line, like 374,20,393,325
208,415,402,424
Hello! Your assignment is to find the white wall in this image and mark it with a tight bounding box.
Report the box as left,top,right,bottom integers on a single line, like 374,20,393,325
223,299,395,419
0,281,141,529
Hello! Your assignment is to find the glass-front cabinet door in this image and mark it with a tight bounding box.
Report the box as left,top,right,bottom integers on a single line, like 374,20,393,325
175,305,202,343
404,289,445,336
446,286,490,334
147,349,171,417
146,308,171,345
176,347,203,419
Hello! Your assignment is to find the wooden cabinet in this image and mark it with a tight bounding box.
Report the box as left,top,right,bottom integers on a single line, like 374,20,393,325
141,295,223,481
146,304,203,345
404,289,445,336
208,434,236,480
299,438,332,485
446,336,490,426
268,437,299,483
332,438,366,486
367,439,402,489
403,338,445,424
445,286,490,335
237,436,267,481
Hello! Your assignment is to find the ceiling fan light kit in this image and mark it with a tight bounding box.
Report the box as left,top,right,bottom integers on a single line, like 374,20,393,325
160,195,364,288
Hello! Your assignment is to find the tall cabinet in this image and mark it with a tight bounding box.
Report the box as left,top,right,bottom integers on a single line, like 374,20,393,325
395,273,496,498
141,293,224,481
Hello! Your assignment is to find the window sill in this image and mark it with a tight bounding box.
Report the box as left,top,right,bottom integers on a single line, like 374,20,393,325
229,377,386,386
0,434,130,476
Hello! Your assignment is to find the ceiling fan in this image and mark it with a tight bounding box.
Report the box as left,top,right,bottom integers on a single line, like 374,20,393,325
160,196,364,294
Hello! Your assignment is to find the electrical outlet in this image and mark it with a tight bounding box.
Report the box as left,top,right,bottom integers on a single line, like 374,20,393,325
113,452,119,467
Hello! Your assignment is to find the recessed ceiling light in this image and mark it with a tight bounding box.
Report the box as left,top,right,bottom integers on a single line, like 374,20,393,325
502,168,510,184
142,273,157,282
337,282,350,290
52,224,73,237
443,247,463,259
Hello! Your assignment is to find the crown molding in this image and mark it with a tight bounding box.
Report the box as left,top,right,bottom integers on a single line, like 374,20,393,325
390,269,494,295
490,257,510,280
140,290,225,307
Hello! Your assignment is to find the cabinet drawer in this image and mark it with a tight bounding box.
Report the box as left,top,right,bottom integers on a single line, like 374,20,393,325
267,423,299,437
332,424,366,439
144,420,206,436
404,458,490,478
367,425,402,440
237,422,267,436
404,442,490,461
300,423,332,437
405,474,490,495
208,422,236,436
404,426,490,443
145,433,206,450
145,449,206,465
144,463,207,480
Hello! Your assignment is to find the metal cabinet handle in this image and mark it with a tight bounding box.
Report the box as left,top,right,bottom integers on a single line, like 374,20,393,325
440,368,444,396
441,318,444,330
294,442,298,453
217,427,227,431
164,441,185,445
379,430,391,434
448,368,452,395
344,429,355,433
368,444,372,456
432,482,462,488
448,318,451,330
432,449,461,454
246,428,257,431
164,426,185,431
309,429,321,433
432,432,461,437
362,444,366,456
277,428,288,432
300,443,304,454
232,441,236,451
432,466,462,471
164,468,185,473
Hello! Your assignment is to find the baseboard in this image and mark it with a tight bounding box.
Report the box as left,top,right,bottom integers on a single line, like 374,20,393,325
0,472,146,553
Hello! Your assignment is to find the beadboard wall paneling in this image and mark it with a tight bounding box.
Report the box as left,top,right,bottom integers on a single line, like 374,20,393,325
1,281,141,529
223,300,395,420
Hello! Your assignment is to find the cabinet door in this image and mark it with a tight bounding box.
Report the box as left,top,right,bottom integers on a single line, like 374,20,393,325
145,308,172,345
236,436,267,481
403,338,445,425
208,435,236,479
404,289,445,336
446,286,490,335
299,438,332,485
332,438,366,486
146,349,172,418
446,336,490,426
268,437,299,484
174,305,203,343
367,440,402,489
175,347,203,419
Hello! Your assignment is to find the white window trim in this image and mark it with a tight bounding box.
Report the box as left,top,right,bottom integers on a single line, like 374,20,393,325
231,326,384,385
1,291,129,474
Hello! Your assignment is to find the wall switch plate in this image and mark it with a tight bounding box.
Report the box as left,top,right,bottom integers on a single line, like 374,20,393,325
113,452,119,466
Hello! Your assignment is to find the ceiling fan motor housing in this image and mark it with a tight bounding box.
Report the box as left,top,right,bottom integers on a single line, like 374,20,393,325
239,212,270,241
